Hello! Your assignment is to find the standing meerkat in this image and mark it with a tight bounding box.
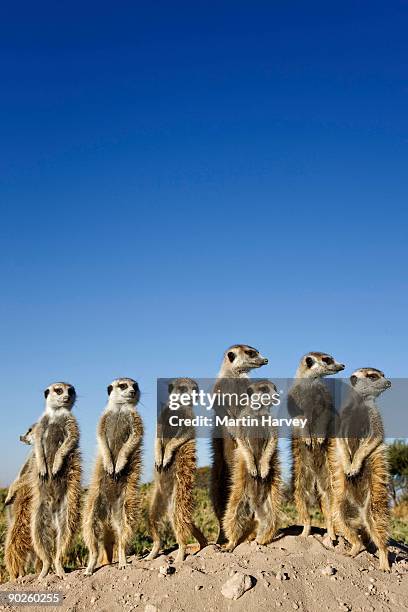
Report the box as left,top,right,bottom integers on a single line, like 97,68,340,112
223,380,282,551
289,352,344,542
30,382,82,579
211,344,268,544
330,368,391,571
147,378,207,562
83,378,143,576
5,425,39,580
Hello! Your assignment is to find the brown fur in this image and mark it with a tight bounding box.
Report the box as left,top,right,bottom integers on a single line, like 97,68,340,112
210,344,268,543
147,379,207,562
223,381,282,550
30,402,82,579
289,352,344,540
330,368,391,570
5,426,39,580
83,379,143,576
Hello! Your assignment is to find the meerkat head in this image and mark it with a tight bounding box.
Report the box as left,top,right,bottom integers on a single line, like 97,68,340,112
222,344,268,375
247,380,278,409
107,378,140,406
168,378,199,403
44,382,76,412
297,352,345,379
350,368,391,398
19,423,36,445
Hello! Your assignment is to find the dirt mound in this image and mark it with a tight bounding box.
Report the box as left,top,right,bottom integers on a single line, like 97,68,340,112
1,532,407,611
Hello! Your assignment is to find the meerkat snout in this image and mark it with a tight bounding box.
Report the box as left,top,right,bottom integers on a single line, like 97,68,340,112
300,352,345,378
19,424,36,445
224,345,269,374
350,368,391,397
107,378,140,405
44,382,76,411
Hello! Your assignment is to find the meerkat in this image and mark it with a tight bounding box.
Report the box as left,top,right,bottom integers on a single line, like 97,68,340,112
147,378,207,562
289,352,344,542
223,380,282,551
30,382,82,580
83,378,143,576
330,368,391,571
211,344,268,544
5,424,39,580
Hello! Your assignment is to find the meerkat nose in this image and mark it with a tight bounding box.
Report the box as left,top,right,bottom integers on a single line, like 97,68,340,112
263,358,268,365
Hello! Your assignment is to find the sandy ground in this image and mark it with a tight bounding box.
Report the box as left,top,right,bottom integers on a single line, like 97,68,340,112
1,529,407,612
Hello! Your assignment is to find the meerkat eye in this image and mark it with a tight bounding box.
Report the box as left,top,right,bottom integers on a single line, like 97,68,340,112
119,383,128,390
246,350,257,358
55,388,63,395
368,373,380,380
260,386,270,394
179,386,188,394
322,357,334,365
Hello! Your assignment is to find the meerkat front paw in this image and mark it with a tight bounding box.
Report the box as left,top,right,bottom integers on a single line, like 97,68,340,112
162,454,173,470
346,462,361,478
4,492,15,505
38,467,48,481
259,465,270,480
115,457,126,475
104,460,115,476
51,461,62,477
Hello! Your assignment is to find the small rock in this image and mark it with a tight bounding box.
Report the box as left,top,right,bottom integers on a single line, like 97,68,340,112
195,585,203,591
293,604,299,610
276,571,289,581
145,606,157,612
321,566,336,576
159,565,174,576
221,572,254,600
90,597,98,604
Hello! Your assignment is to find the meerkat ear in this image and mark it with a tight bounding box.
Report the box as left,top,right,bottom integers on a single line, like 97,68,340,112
168,382,174,394
350,375,358,387
107,384,113,395
44,388,50,399
305,356,314,368
227,351,236,363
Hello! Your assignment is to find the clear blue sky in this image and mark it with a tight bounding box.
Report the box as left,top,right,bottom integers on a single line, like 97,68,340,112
1,1,407,485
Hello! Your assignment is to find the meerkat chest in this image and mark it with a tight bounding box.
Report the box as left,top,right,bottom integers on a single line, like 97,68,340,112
42,420,65,458
104,410,134,457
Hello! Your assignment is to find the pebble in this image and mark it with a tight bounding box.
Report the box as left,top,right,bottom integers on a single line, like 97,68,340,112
221,573,254,600
276,571,289,581
321,566,336,576
159,565,174,576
